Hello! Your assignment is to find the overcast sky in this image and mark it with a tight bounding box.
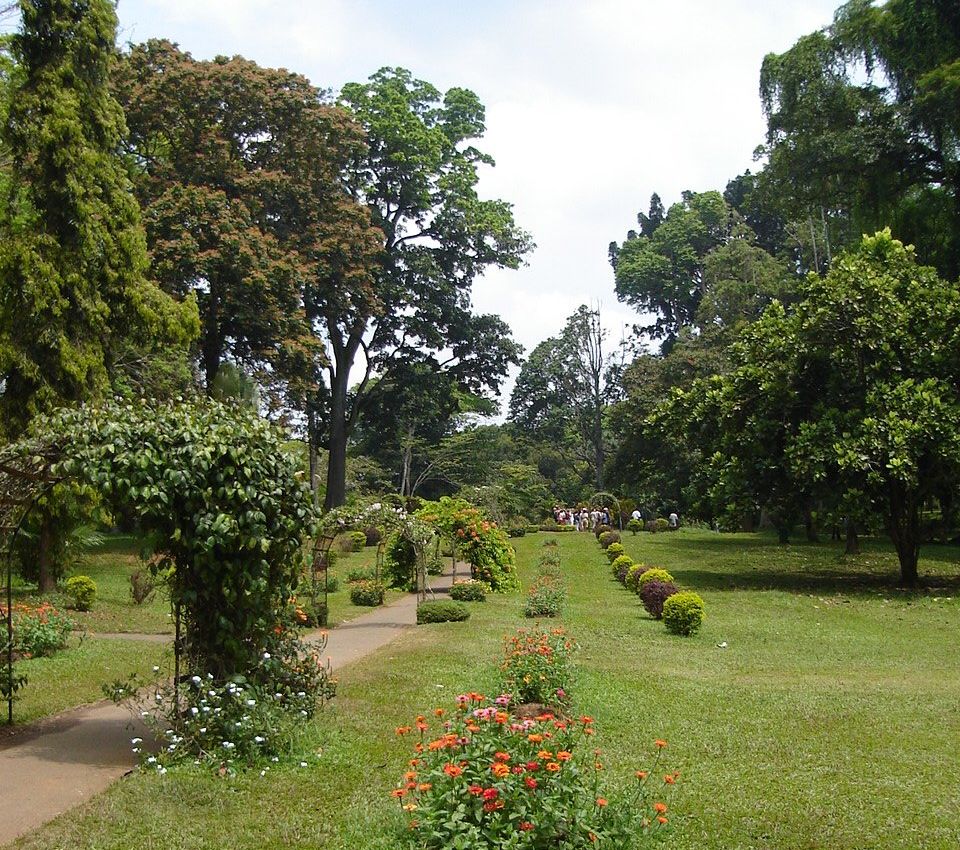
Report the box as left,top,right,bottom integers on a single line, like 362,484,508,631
109,1,840,405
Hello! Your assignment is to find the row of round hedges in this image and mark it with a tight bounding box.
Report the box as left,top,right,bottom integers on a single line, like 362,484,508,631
597,530,705,636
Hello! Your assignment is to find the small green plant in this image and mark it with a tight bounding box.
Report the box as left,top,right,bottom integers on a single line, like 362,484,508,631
594,523,613,539
346,566,375,583
542,537,558,547
63,575,97,611
11,603,75,657
524,575,566,618
449,579,488,602
662,591,706,636
637,568,675,591
508,525,527,538
656,517,671,532
324,575,340,593
349,530,367,552
129,568,157,605
303,600,328,627
497,626,576,706
350,580,385,607
605,542,625,562
627,518,644,534
625,563,648,592
417,600,470,623
599,530,621,549
539,550,561,568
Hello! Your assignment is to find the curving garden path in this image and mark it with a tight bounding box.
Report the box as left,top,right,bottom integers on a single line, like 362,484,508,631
0,565,458,847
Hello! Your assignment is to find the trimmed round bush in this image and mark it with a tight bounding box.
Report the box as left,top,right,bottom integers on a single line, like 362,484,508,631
598,530,621,549
637,567,675,591
639,579,679,619
655,517,670,532
63,575,97,611
363,525,383,546
611,554,634,581
594,523,613,539
350,580,385,607
417,600,470,624
662,591,706,636
324,575,340,593
605,542,625,563
449,579,488,602
615,558,633,584
624,563,648,592
349,530,367,552
508,525,526,538
627,518,643,535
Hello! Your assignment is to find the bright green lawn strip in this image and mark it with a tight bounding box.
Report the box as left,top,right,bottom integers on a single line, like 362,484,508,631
13,530,960,849
9,637,166,725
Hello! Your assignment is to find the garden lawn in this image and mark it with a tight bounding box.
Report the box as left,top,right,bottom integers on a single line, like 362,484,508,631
11,529,960,849
5,637,166,726
315,541,407,627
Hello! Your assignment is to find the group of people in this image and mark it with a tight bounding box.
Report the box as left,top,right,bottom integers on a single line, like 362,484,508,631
552,505,613,531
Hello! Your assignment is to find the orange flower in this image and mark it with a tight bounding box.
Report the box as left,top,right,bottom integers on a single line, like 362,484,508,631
519,821,534,831
404,771,417,781
402,802,417,812
434,708,445,717
654,802,668,814
525,776,538,789
491,763,510,778
594,762,604,771
635,770,648,780
545,762,561,772
556,751,572,761
654,739,668,749
664,774,676,785
443,763,463,778
468,785,484,796
483,800,504,812
527,733,543,743
418,783,432,791
391,789,405,798
658,816,668,825
580,716,594,725
596,798,608,807
537,750,553,760
494,751,511,763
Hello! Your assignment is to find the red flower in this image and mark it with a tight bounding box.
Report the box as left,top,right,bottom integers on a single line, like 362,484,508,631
524,777,538,789
467,784,484,796
482,787,499,801
519,821,534,831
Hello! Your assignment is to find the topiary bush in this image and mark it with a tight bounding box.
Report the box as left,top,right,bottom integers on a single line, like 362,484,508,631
605,542,625,563
611,555,634,583
63,574,97,611
655,518,670,532
324,575,340,593
598,530,621,549
594,523,613,539
449,579,488,602
350,580,385,607
639,579,679,620
627,518,643,535
662,591,706,636
625,563,648,593
616,558,633,585
349,530,367,552
637,567,675,591
508,525,526,538
417,600,470,624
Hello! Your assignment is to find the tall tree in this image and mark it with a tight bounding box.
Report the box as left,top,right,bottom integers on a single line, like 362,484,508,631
113,40,379,404
0,2,196,440
315,67,531,509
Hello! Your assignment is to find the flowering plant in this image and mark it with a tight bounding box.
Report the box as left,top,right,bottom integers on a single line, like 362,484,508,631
392,696,676,848
523,574,566,618
497,627,576,707
3,602,76,658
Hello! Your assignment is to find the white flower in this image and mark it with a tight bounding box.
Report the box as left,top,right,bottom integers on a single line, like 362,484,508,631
152,666,160,673
262,652,271,660
254,736,264,744
131,737,143,745
222,741,235,750
190,707,199,715
146,756,157,764
199,727,206,734
260,770,266,777
131,747,141,754
158,767,167,776
246,699,256,707
270,756,279,763
299,762,308,768
191,675,202,685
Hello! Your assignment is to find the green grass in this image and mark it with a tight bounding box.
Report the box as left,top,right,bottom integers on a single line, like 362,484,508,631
6,637,167,725
11,529,960,849
321,543,406,627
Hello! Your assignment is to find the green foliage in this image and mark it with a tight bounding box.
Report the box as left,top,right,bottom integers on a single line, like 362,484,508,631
47,400,314,678
627,518,644,534
523,574,567,618
349,531,367,552
497,627,576,707
637,568,675,590
0,4,197,438
363,525,383,546
624,563,647,593
129,568,156,606
11,603,75,658
449,579,488,602
346,567,374,584
605,542,625,562
63,575,97,611
662,591,706,637
416,601,470,624
350,580,385,607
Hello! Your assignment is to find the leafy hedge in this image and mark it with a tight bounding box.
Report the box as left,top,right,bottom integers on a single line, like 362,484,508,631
417,601,470,623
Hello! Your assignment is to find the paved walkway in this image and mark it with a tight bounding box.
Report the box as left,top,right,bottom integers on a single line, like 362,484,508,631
0,564,459,847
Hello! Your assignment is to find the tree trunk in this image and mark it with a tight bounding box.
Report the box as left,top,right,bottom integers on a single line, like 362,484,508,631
844,520,859,555
307,409,320,509
777,526,790,545
37,514,55,593
201,291,222,392
324,371,349,511
888,485,920,587
740,513,755,533
805,509,819,543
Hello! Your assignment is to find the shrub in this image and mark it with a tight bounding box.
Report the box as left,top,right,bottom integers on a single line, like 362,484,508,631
346,567,375,583
392,697,676,849
11,603,75,657
605,542,625,563
525,524,540,534
129,568,156,605
639,580,679,620
637,568,675,591
611,554,634,580
106,627,336,771
655,518,671,532
663,591,706,636
644,520,659,533
615,559,633,585
349,530,367,552
627,518,643,535
302,600,327,627
542,537,558,548
364,525,383,546
449,579,488,602
350,580,385,607
63,575,97,611
594,523,613,539
324,575,340,594
540,517,558,530
337,535,355,554
497,627,576,706
508,525,526,538
417,601,470,624
624,563,647,592
598,530,621,549
523,574,567,618
539,550,561,568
